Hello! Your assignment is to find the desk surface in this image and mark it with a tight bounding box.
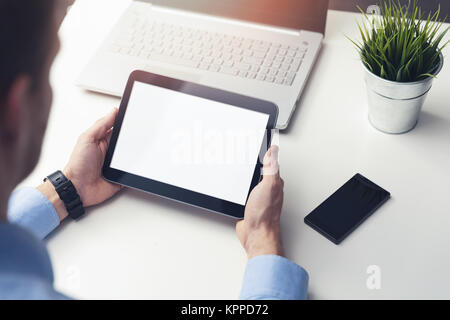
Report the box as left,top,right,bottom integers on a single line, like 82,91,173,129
21,0,450,299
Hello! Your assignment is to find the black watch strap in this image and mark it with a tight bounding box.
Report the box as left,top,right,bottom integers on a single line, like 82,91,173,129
44,170,85,220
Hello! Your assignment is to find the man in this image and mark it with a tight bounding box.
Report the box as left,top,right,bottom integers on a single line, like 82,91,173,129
0,0,308,299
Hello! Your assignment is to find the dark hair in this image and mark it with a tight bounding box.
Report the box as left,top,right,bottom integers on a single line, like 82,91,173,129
0,0,55,99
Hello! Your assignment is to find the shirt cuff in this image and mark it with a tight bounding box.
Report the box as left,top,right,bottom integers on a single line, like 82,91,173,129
239,255,309,300
7,187,60,240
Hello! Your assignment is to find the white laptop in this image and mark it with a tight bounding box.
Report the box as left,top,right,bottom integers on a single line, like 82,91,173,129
77,0,329,129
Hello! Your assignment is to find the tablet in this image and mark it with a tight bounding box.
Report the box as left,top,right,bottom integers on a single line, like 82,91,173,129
103,71,278,219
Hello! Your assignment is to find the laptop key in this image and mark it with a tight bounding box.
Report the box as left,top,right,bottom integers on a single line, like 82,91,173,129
203,57,213,64
199,62,210,70
220,67,239,76
275,77,285,84
259,67,270,74
250,65,260,73
285,74,296,86
209,65,221,72
287,49,297,57
243,56,263,65
232,55,243,63
243,49,253,56
267,68,278,77
277,70,287,78
254,51,266,59
223,60,234,67
235,63,251,71
284,57,294,64
246,72,257,79
273,56,284,64
253,44,270,52
238,70,247,77
291,59,303,72
271,61,281,69
280,63,291,71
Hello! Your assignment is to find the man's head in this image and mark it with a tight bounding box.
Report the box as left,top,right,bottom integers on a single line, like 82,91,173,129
0,0,59,190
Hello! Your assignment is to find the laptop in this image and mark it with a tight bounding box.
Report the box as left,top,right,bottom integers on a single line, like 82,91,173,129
77,0,329,129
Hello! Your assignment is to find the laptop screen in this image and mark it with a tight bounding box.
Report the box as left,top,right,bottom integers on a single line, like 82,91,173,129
142,0,329,34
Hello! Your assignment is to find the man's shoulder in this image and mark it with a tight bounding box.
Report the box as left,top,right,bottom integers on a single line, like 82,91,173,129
0,222,67,300
0,273,70,300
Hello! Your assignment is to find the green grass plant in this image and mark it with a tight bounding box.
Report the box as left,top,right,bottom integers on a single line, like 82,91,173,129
349,0,449,82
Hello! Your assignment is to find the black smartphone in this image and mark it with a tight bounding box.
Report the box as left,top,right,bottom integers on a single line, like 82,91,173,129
304,173,391,245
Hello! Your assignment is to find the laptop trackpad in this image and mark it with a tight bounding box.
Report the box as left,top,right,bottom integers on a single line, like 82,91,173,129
142,64,203,84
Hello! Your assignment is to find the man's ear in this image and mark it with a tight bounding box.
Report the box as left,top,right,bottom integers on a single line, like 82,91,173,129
0,75,31,142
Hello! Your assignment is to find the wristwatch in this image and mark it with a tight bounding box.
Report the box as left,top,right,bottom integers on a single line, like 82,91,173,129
44,170,85,220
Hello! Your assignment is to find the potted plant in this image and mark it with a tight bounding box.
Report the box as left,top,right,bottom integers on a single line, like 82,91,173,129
350,0,449,134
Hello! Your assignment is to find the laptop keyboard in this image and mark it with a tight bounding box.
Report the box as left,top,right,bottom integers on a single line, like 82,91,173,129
110,19,309,86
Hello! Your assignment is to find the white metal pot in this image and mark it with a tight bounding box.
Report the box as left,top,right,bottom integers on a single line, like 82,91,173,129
363,53,443,134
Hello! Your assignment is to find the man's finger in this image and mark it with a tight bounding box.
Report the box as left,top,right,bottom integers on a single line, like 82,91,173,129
87,108,118,141
106,128,114,145
236,220,245,238
262,145,280,182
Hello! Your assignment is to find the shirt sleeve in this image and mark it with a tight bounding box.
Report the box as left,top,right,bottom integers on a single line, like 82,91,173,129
239,255,309,300
7,187,60,240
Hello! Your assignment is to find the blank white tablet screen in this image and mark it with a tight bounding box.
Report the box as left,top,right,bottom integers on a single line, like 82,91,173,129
110,81,270,206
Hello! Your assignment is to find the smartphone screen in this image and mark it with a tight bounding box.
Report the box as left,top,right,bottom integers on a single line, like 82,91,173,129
304,173,390,244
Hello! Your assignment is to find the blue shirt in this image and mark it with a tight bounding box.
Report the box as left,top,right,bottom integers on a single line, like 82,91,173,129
1,187,308,300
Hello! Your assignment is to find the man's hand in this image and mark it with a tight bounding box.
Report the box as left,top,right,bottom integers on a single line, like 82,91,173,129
236,146,285,260
38,109,121,221
63,109,122,209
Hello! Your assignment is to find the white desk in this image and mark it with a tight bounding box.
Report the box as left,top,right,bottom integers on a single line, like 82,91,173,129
20,0,450,299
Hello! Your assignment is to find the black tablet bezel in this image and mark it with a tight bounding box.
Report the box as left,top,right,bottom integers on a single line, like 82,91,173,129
102,70,278,219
